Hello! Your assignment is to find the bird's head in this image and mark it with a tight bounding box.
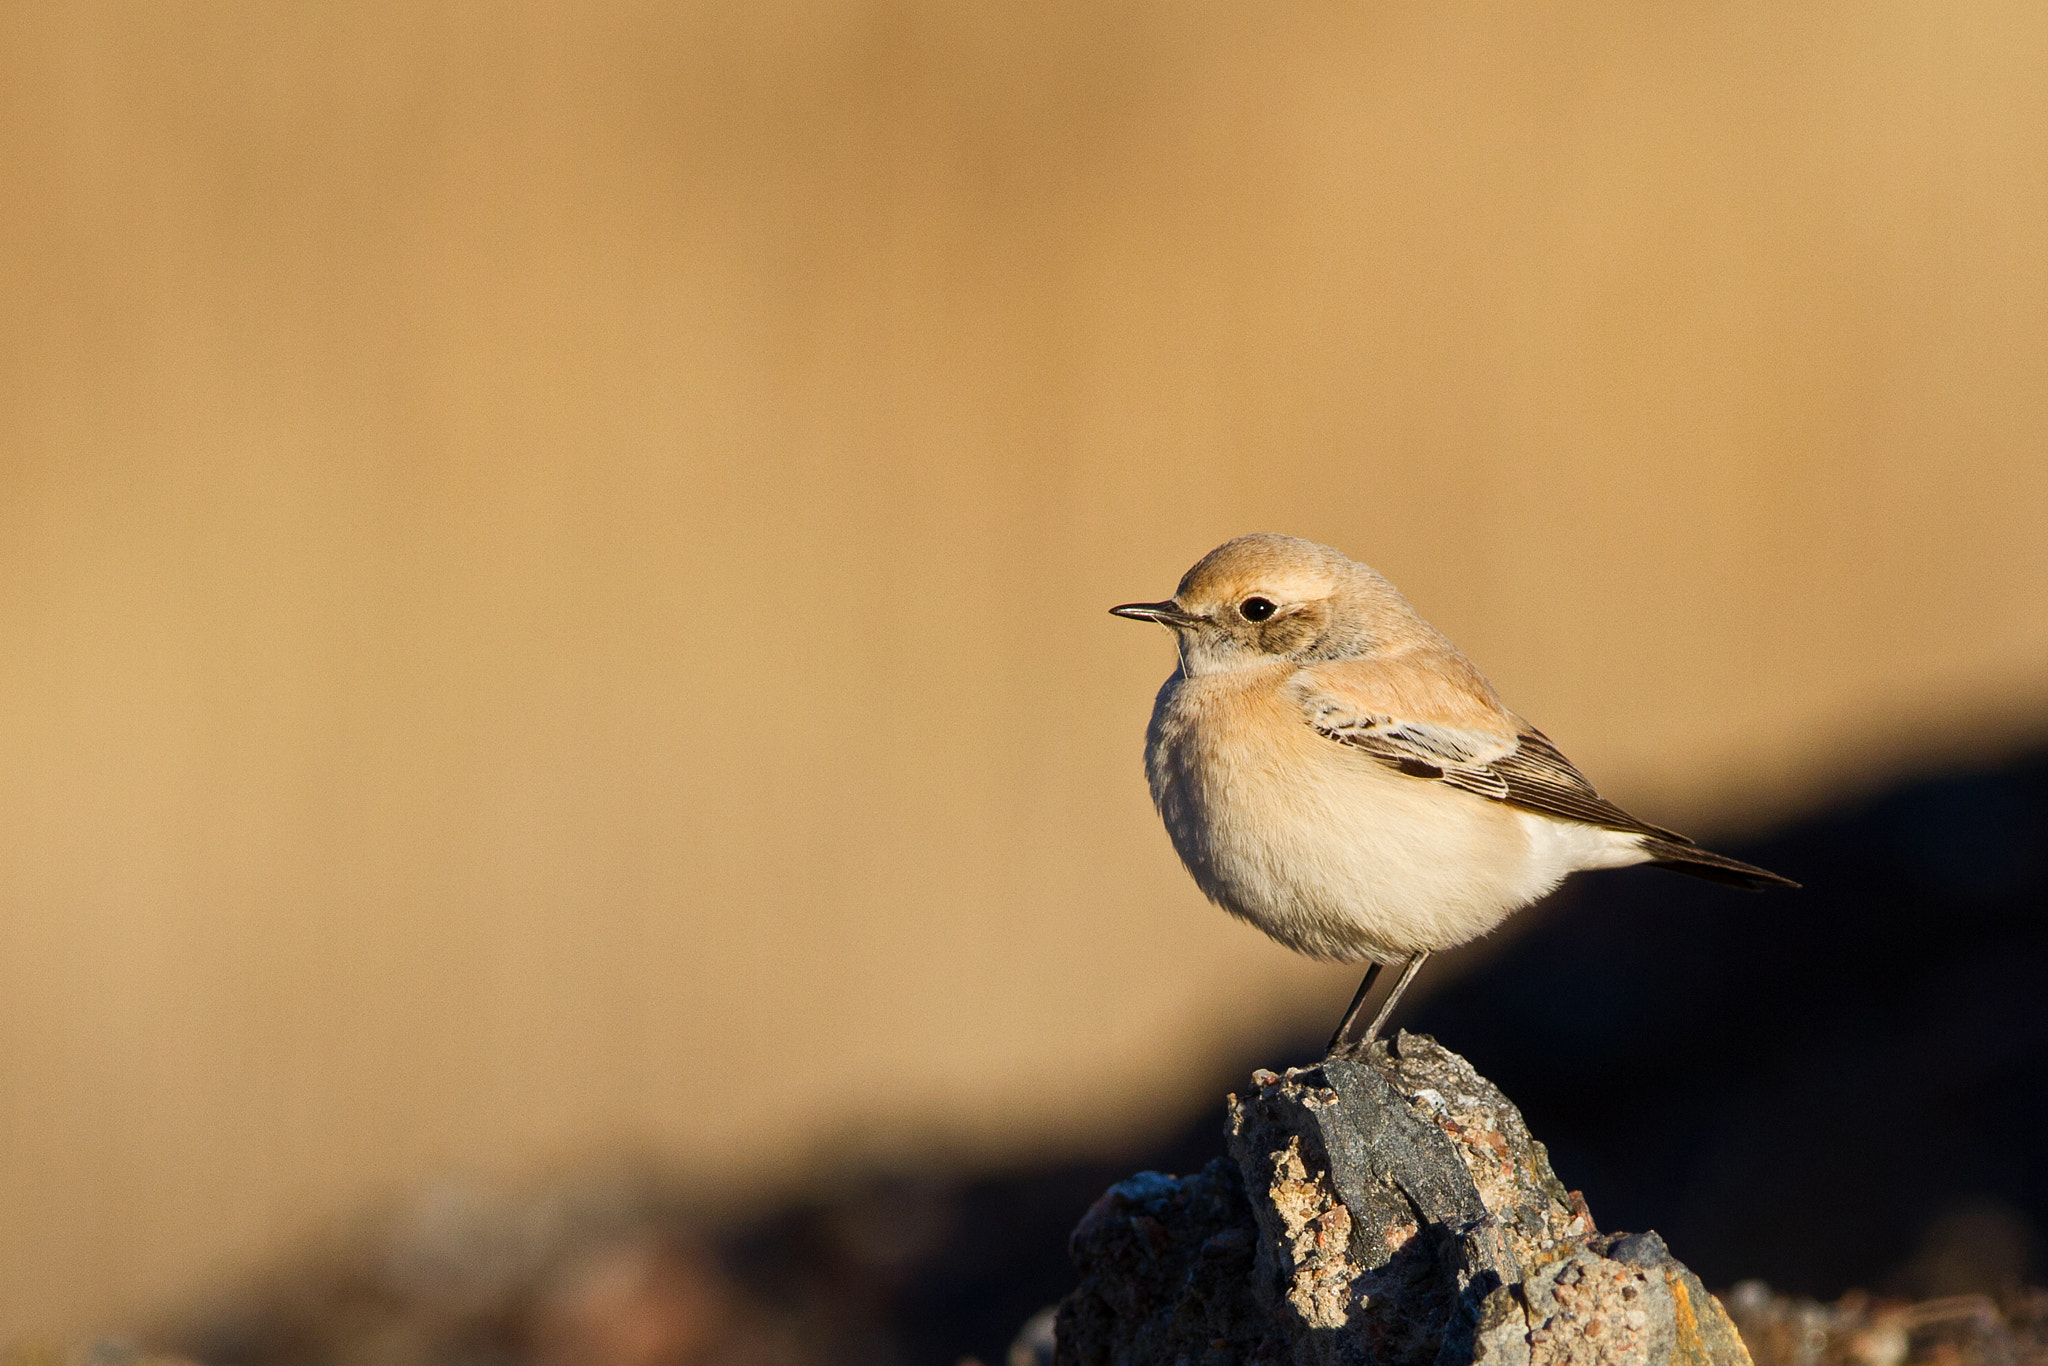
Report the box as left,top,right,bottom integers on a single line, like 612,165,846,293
1111,533,1429,676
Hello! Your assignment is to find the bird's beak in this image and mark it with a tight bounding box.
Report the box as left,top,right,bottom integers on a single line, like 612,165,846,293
1110,600,1202,627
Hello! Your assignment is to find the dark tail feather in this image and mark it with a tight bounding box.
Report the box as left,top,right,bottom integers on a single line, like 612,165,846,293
1639,837,1800,891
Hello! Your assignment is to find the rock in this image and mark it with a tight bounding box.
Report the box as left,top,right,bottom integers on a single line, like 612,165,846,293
1054,1031,1752,1366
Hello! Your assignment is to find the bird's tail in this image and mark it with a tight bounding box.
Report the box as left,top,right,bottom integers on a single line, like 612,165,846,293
1638,837,1799,891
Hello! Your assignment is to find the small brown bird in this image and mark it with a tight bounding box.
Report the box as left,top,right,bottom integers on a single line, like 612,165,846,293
1112,533,1796,1054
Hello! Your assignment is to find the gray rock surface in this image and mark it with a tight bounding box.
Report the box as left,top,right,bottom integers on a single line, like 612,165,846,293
1055,1031,1752,1366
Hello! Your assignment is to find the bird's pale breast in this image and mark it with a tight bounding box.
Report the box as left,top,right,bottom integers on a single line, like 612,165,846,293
1144,664,1571,962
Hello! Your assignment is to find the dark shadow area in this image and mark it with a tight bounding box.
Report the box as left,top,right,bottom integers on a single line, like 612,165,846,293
1400,749,2048,1300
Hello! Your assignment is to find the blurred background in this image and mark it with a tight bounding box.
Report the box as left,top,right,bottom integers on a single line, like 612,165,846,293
3,1,2047,1361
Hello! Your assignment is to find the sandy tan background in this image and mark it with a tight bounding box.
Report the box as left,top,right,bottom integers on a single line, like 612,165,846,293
3,0,2047,1342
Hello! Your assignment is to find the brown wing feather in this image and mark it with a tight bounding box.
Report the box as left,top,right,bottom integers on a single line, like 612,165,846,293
1297,654,1690,840
1297,663,1799,890
1309,710,1689,843
1480,729,1691,843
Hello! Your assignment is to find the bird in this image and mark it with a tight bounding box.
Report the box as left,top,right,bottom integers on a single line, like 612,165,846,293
1110,533,1796,1055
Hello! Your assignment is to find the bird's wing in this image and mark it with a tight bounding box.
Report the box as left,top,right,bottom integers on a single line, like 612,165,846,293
1296,661,1691,843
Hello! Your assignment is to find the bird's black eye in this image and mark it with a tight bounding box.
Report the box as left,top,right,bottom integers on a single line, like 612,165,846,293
1239,596,1278,622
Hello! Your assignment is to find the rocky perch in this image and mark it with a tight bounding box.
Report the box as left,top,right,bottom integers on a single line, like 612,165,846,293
1055,1031,1752,1366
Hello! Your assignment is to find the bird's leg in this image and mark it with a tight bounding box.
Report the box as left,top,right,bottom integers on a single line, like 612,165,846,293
1359,950,1430,1047
1325,962,1384,1055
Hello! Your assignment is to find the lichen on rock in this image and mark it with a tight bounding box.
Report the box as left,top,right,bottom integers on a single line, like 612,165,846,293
1055,1031,1752,1366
